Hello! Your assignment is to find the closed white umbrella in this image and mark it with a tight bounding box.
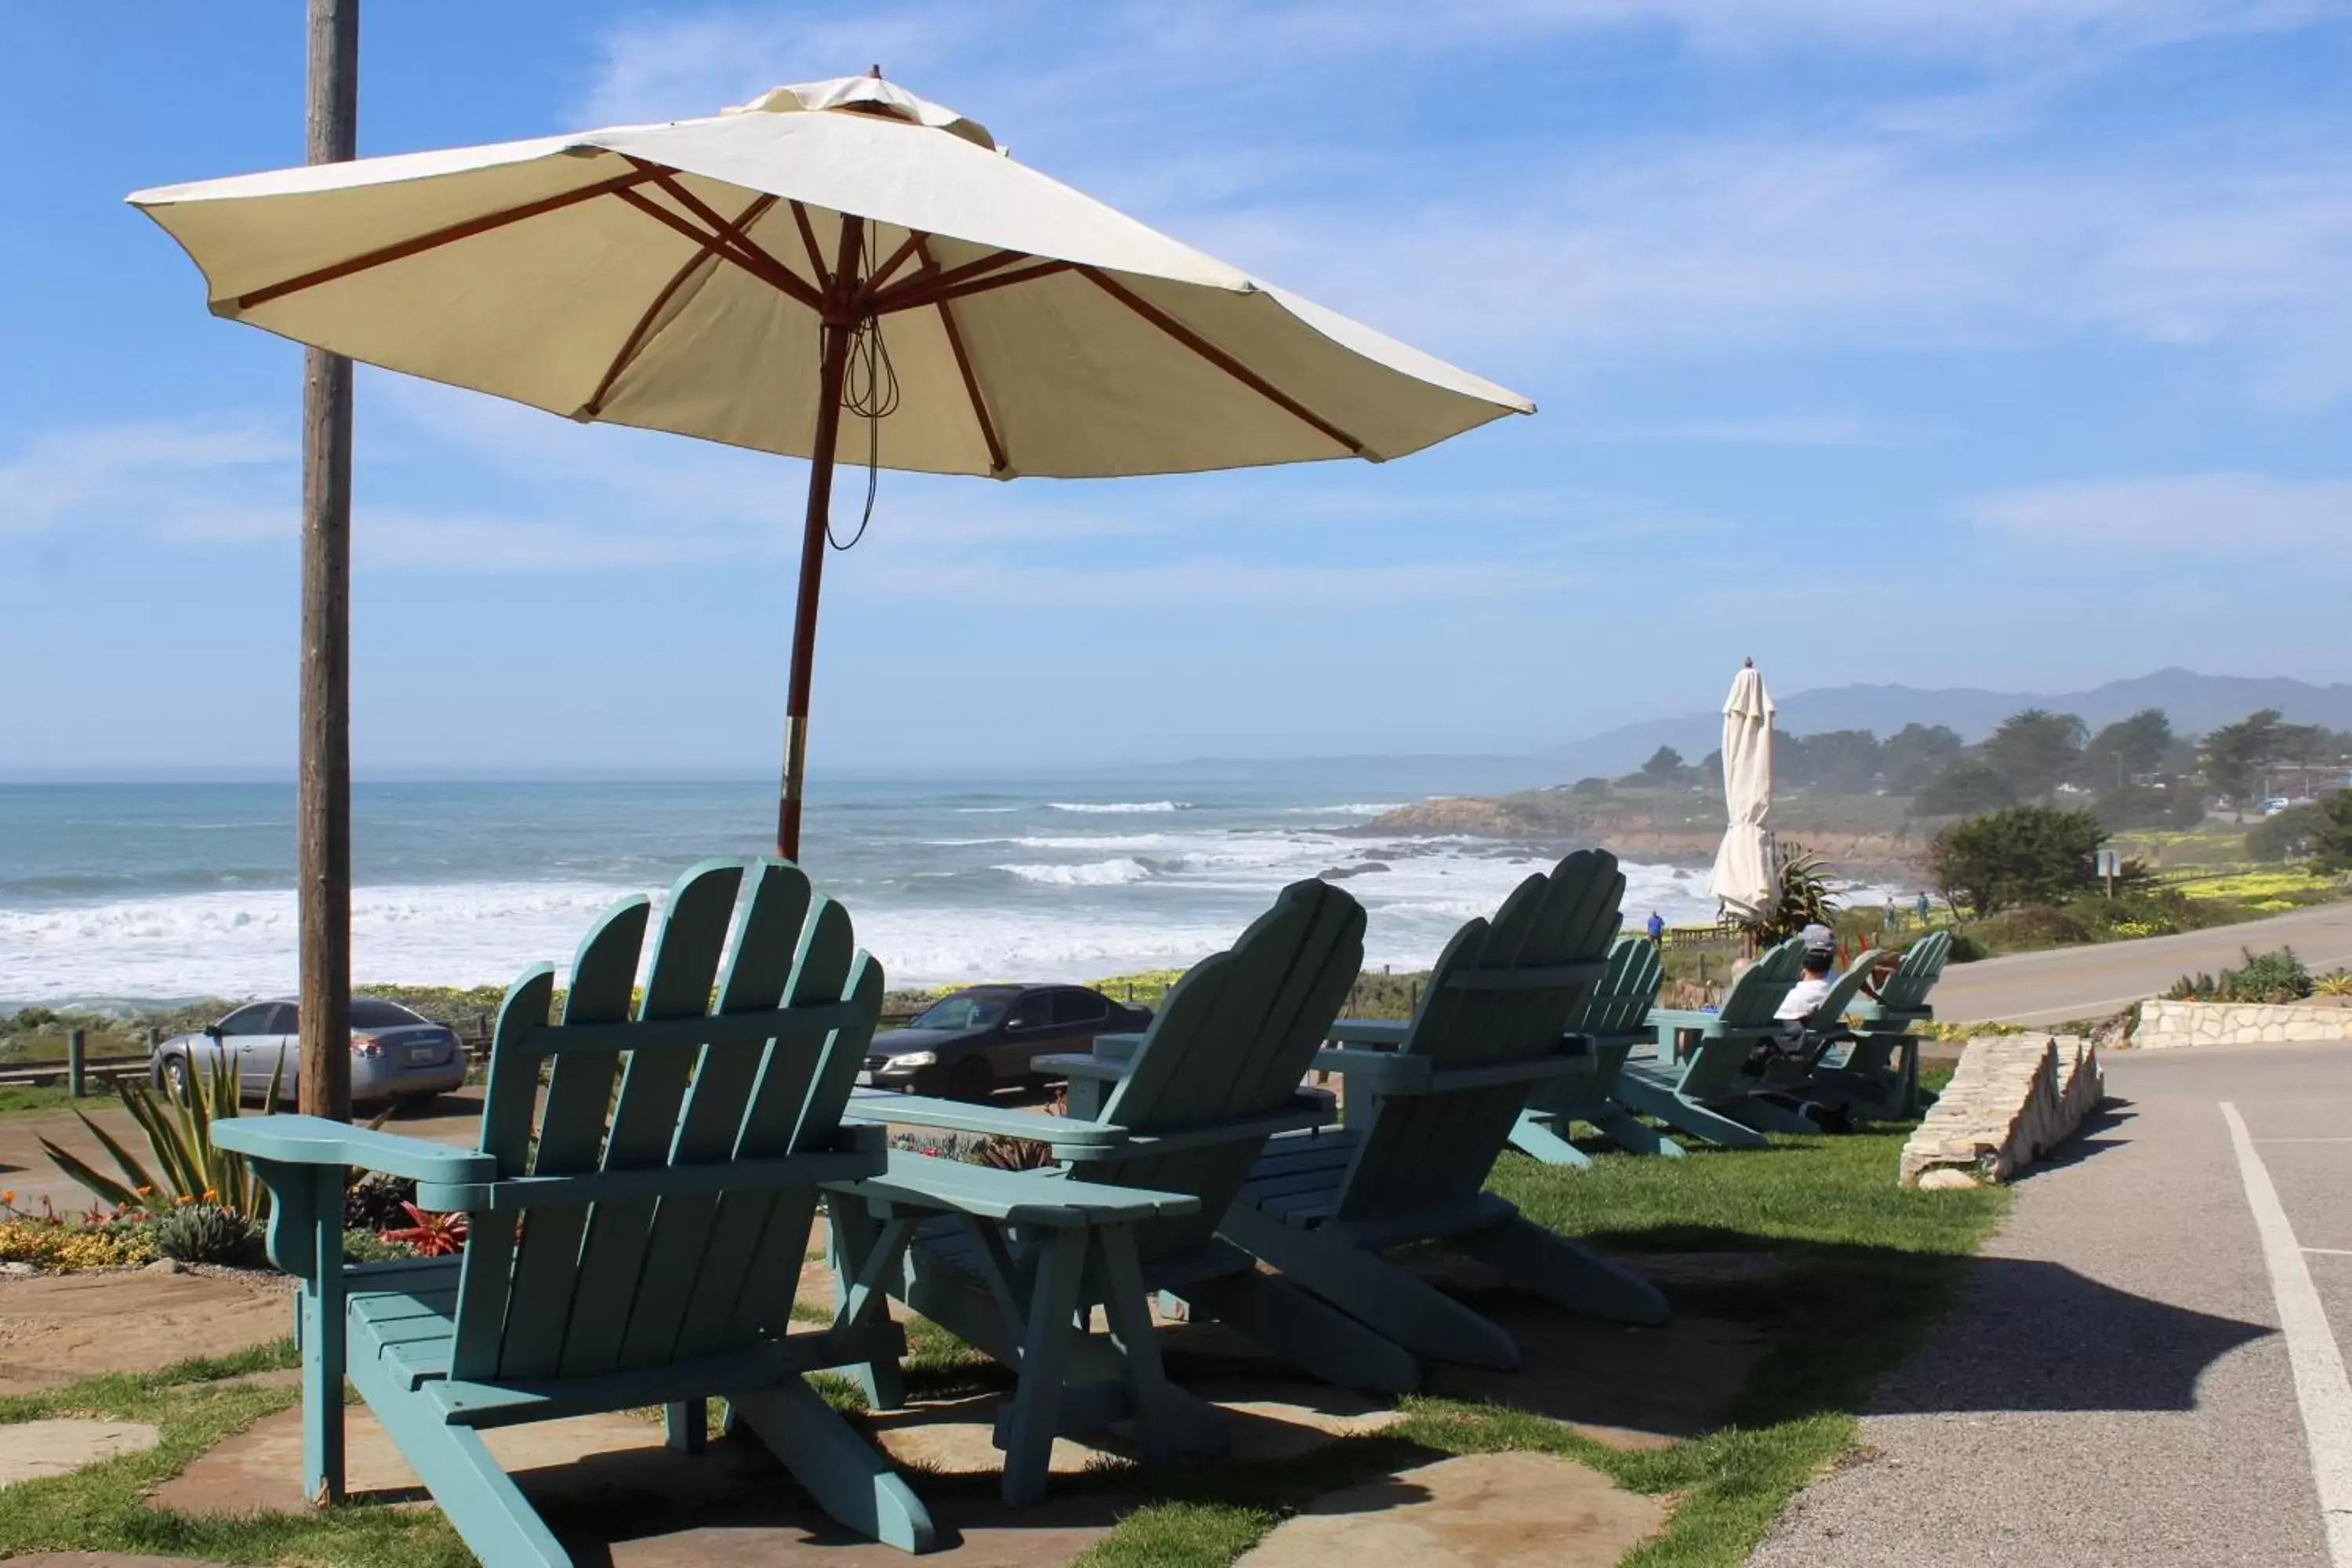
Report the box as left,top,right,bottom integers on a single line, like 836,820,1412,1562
1707,659,1775,922
127,72,1532,855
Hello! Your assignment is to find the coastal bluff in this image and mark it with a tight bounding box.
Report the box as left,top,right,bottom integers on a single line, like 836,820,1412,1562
1357,793,1926,880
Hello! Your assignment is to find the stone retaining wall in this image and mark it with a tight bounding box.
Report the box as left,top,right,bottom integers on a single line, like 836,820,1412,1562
2133,998,2352,1051
1898,1034,2103,1188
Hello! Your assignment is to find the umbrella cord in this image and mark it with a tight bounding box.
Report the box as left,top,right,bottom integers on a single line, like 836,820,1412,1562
833,241,901,552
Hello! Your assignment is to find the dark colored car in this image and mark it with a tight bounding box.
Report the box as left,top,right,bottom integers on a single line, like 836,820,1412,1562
861,984,1152,1100
151,996,467,1109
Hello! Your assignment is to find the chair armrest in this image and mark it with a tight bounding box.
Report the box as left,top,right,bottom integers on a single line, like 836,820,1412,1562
1089,1032,1146,1061
826,1152,1198,1228
1646,1007,1725,1030
843,1091,1128,1146
213,1115,495,1185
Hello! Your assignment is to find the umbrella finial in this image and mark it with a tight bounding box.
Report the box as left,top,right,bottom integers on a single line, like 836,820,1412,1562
1743,655,1753,668
869,64,884,78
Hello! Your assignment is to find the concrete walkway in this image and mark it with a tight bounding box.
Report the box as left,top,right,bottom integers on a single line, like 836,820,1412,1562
1751,1043,2352,1566
1932,899,2352,1025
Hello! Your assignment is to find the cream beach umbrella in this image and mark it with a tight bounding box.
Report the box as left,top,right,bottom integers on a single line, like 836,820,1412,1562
127,72,1532,856
1706,659,1776,923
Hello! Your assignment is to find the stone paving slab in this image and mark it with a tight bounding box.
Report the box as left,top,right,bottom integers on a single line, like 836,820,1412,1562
1238,1450,1667,1566
0,1418,160,1486
0,1270,291,1396
152,1403,1125,1564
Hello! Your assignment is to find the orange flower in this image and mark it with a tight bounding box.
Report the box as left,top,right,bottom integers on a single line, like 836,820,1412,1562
201,1189,218,1203
0,1190,16,1206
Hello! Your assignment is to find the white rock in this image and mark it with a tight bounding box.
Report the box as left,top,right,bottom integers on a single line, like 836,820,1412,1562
1916,1168,1979,1191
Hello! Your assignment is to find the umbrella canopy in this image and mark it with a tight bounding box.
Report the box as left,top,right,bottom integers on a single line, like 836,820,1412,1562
1706,660,1775,922
128,73,1532,853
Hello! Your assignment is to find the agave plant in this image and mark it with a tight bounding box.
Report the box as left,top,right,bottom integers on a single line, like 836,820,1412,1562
1730,841,1842,947
39,1049,279,1221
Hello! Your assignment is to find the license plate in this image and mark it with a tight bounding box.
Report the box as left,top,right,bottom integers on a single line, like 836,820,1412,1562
407,1047,439,1065
855,1069,875,1087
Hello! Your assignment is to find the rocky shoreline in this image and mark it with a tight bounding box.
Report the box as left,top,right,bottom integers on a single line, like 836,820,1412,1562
1356,796,1928,883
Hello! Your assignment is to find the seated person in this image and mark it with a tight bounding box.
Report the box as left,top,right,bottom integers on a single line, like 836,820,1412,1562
1754,947,1836,1065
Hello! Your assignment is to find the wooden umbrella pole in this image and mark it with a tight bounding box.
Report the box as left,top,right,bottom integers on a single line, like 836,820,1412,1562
297,0,357,1125
777,216,866,860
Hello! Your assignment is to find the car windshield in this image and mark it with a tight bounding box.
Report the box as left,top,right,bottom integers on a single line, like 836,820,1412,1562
350,999,426,1029
907,995,1008,1032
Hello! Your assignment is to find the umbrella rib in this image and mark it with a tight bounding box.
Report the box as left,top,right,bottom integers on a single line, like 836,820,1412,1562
858,230,927,303
867,248,1025,313
789,201,833,293
610,187,825,314
914,239,1008,476
873,260,1073,318
1078,267,1367,457
583,192,779,419
231,167,664,310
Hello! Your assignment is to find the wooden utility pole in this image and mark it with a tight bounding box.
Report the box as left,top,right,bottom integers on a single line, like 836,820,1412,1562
297,0,357,1123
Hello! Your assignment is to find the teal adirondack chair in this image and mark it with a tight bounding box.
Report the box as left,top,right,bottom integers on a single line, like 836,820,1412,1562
1608,937,1809,1147
1818,929,1951,1117
824,879,1417,1507
1759,948,1889,1091
1508,935,1682,1164
1214,851,1669,1371
214,859,940,1563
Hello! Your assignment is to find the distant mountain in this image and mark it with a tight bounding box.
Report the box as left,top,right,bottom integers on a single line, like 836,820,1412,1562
1534,668,2352,783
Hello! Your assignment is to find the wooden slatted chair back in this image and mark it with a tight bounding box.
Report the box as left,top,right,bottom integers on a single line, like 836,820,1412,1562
1091,879,1367,1262
1669,938,1808,1099
1810,950,1889,1032
1330,849,1625,1223
1711,937,1810,1029
1873,929,1951,1014
448,858,884,1382
1575,935,1662,1039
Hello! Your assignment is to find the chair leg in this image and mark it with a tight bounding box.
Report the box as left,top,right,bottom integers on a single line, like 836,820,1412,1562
1612,1076,1767,1149
1178,1266,1421,1394
1092,1226,1189,1470
1221,1203,1519,1370
298,1167,347,1506
347,1347,572,1567
734,1379,937,1554
1000,1227,1087,1507
664,1400,706,1454
1586,1104,1686,1157
1507,1109,1592,1167
1454,1214,1668,1327
825,1192,907,1412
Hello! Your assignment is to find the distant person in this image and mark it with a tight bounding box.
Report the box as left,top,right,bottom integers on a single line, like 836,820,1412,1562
1916,891,1933,926
1646,910,1665,942
1883,895,1897,931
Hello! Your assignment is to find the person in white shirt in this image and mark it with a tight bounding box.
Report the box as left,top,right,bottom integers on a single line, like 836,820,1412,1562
1774,949,1836,1038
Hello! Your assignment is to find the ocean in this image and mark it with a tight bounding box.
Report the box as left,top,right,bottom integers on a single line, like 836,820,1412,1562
0,779,1726,1007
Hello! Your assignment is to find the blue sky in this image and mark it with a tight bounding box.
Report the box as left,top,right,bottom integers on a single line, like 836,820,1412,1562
3,2,2350,775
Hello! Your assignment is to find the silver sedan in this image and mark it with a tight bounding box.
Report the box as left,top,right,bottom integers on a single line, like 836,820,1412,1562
151,996,468,1109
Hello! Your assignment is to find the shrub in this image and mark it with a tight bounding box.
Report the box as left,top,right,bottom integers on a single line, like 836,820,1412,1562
345,1171,419,1230
2247,801,2325,862
1730,843,1839,946
0,1218,155,1272
1929,806,2107,916
2168,946,2314,1004
152,1202,260,1266
1944,930,1985,963
2312,791,2352,874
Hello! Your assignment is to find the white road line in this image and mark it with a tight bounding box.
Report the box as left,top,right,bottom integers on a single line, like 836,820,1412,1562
2265,1139,2352,1145
2223,1100,2352,1566
2310,1249,2352,1258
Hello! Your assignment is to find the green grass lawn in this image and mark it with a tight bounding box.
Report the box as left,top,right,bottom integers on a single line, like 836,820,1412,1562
0,1069,2003,1566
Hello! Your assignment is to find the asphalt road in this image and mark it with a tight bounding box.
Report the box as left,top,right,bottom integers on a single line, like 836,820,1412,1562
1933,900,2352,1025
1750,1044,2352,1567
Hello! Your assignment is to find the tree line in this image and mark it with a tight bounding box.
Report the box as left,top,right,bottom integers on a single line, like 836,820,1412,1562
1625,706,2352,829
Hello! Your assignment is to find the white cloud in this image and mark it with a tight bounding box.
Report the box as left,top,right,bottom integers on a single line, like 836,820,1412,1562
1969,472,2352,549
0,416,292,537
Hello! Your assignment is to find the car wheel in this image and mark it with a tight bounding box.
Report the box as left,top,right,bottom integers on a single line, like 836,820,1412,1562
946,1056,994,1103
161,1054,194,1104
